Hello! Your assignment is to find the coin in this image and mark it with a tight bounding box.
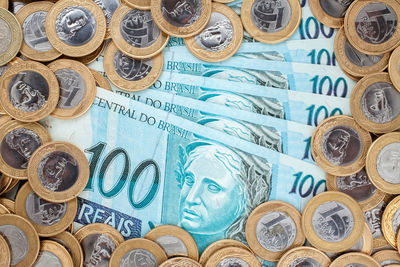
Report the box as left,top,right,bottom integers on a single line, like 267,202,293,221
27,141,90,203
366,132,400,194
103,41,163,91
311,115,372,176
213,0,234,3
150,0,212,38
309,0,353,28
48,59,97,119
111,5,169,59
382,195,400,248
0,174,12,195
277,246,331,267
92,0,120,39
2,178,19,194
0,214,40,267
199,239,250,266
0,198,15,213
15,1,62,62
160,257,202,267
245,201,305,261
33,240,73,266
124,0,150,10
372,249,400,265
241,0,301,44
49,231,84,267
45,0,107,57
329,252,380,267
302,191,364,252
74,223,124,267
0,7,23,66
66,40,106,65
90,68,112,91
335,27,390,78
0,0,7,9
0,203,10,214
389,45,400,93
0,234,10,267
344,0,400,55
0,61,60,122
144,225,199,260
204,246,260,267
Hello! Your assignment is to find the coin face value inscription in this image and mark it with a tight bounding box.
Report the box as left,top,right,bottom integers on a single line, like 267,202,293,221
25,192,66,226
376,142,400,184
364,201,385,239
113,50,153,81
0,224,29,265
81,234,116,267
54,69,87,109
161,0,202,27
120,249,158,267
251,0,292,33
217,258,250,267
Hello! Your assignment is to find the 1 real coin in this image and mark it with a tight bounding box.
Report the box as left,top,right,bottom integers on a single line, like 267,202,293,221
205,246,260,267
199,239,250,266
245,201,305,261
0,7,22,66
92,0,120,39
389,45,400,93
309,0,352,28
184,3,243,62
241,0,301,44
33,240,73,266
27,141,90,203
111,5,169,59
45,0,107,57
90,69,112,91
144,225,198,260
0,61,60,122
344,0,400,55
160,257,202,267
373,249,400,265
277,246,331,267
104,41,163,91
329,252,380,267
311,115,372,176
49,231,84,267
150,0,212,38
382,195,400,248
123,0,150,10
0,234,10,267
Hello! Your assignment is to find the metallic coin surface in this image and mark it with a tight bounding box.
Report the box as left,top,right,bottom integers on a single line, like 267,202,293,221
0,198,15,213
0,203,10,214
329,252,380,267
204,246,260,267
2,177,19,195
160,257,202,267
277,246,331,267
90,69,112,91
382,195,400,248
27,141,90,203
0,234,10,266
309,0,354,28
32,240,73,267
0,7,22,66
123,0,150,10
49,231,84,267
92,0,120,39
66,40,106,65
372,249,400,265
199,239,250,266
311,115,372,176
389,45,400,93
0,174,13,196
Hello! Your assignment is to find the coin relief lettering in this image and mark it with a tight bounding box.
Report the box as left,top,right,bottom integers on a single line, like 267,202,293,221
54,68,87,109
113,50,153,81
364,201,385,238
82,234,116,267
251,0,292,33
25,191,67,226
161,0,202,27
119,249,158,267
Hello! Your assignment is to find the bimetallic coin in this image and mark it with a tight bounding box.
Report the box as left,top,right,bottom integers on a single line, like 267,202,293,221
335,27,390,78
66,40,106,65
90,69,112,91
92,0,120,39
364,197,391,250
199,239,250,266
45,0,107,57
309,0,354,28
382,196,400,248
111,5,169,59
150,0,212,38
0,8,22,66
49,231,84,267
366,132,400,194
204,246,260,267
33,240,73,267
344,0,400,55
329,252,380,267
372,249,400,265
241,0,301,44
389,46,400,93
184,3,243,62
311,115,372,176
277,246,331,267
0,198,15,213
144,225,199,260
103,41,163,91
15,1,61,62
27,141,90,203
0,214,40,267
245,201,305,261
123,0,150,10
0,234,10,266
74,223,124,267
160,257,202,267
0,120,51,179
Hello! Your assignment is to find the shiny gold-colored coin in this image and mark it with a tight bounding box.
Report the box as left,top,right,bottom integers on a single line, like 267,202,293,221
241,0,301,44
0,61,60,122
0,0,7,9
45,0,107,57
104,41,163,91
184,3,243,62
33,240,73,266
351,73,400,134
372,249,400,265
90,69,112,91
311,115,372,176
15,1,62,62
50,231,84,267
309,0,352,28
150,0,212,38
199,239,250,266
75,223,124,267
205,247,260,267
344,0,400,55
302,191,364,253
67,40,106,65
15,183,77,237
335,27,390,78
0,174,12,195
0,234,10,267
2,177,19,194
0,8,22,66
123,0,150,10
0,120,51,179
27,141,90,203
277,246,331,267
366,132,400,194
160,257,202,267
382,195,400,248
0,203,10,214
111,5,169,59
245,201,304,261
144,225,199,260
0,198,15,213
330,252,380,267
389,45,400,93
0,214,40,267
48,59,97,119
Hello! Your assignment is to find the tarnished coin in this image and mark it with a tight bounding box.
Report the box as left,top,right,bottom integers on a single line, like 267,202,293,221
0,203,10,214
92,0,120,39
277,246,331,267
366,132,400,194
15,1,62,62
245,201,305,261
372,249,400,265
144,225,199,260
103,41,163,91
74,223,124,267
49,231,84,267
311,115,372,176
241,0,301,44
344,0,400,55
199,239,250,266
0,214,40,267
124,0,150,10
67,40,106,65
111,5,169,59
184,3,243,62
0,61,60,122
90,69,112,91
45,0,107,57
15,183,77,237
382,195,400,248
335,27,390,78
302,191,364,253
0,120,51,179
0,8,22,66
48,59,97,119
389,45,400,93
160,257,202,267
204,246,260,267
0,234,10,267
33,240,73,267
0,198,15,213
27,141,90,203
329,252,380,267
309,0,354,28
150,0,212,38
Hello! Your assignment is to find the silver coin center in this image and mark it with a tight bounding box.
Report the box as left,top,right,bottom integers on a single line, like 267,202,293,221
251,0,292,33
0,224,29,265
33,251,62,267
25,191,67,226
154,235,188,257
364,201,385,239
319,0,354,19
93,0,119,27
217,257,250,267
113,50,153,81
119,248,158,267
161,0,202,27
0,18,12,54
82,234,116,267
54,68,87,109
377,142,400,183
23,11,53,52
289,257,321,267
344,40,383,67
336,169,376,203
